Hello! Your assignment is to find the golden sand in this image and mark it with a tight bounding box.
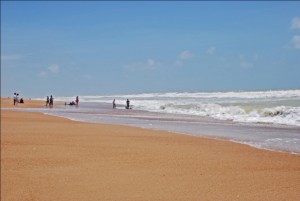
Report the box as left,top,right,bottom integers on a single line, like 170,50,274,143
1,98,300,201
1,98,59,109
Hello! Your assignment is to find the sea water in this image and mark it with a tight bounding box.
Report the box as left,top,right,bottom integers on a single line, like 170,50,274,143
55,89,300,127
12,89,300,154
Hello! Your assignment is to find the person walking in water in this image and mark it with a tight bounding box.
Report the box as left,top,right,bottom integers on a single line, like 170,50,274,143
126,99,130,109
76,96,79,106
49,95,54,107
46,96,49,107
113,99,116,109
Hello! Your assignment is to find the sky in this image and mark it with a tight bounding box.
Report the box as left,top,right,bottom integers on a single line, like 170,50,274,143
1,1,300,98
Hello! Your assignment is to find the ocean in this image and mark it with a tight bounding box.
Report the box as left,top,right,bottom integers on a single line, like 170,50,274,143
55,89,300,127
21,89,300,154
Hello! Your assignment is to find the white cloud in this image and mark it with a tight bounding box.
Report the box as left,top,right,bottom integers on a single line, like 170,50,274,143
179,50,194,60
239,54,254,69
241,61,253,69
83,74,92,79
38,71,47,77
288,17,300,50
48,64,59,73
291,17,300,30
147,59,156,67
174,60,183,66
124,59,162,71
38,64,60,77
206,46,216,54
290,35,300,49
253,53,259,61
1,54,24,61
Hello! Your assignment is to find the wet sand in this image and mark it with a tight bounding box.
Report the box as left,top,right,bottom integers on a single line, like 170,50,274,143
1,98,300,201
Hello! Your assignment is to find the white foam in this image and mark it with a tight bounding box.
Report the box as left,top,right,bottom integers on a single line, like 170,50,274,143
36,89,300,127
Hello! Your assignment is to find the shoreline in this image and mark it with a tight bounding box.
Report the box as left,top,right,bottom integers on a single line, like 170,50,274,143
1,98,300,200
2,98,300,154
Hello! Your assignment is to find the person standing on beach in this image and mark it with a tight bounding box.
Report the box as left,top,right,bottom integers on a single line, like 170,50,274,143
76,96,79,106
13,93,17,106
15,93,19,106
126,99,130,109
46,96,49,107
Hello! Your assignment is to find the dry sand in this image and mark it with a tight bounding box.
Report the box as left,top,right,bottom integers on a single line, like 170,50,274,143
1,98,59,109
1,98,300,201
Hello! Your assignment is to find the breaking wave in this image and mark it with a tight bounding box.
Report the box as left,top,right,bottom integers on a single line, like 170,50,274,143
53,89,300,127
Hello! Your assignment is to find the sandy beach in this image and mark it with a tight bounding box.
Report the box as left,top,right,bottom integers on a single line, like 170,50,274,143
0,98,60,109
1,98,300,201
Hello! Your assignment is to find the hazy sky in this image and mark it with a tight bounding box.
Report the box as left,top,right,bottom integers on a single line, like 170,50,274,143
1,1,300,98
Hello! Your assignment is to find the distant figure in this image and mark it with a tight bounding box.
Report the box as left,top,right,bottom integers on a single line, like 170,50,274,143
113,99,116,109
20,98,24,104
49,95,53,107
76,96,79,106
13,93,17,106
16,93,19,106
126,99,130,109
46,96,49,107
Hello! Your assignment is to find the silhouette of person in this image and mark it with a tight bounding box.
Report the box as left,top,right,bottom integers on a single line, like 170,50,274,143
113,99,116,109
49,95,53,107
76,96,79,106
46,96,49,107
13,93,17,106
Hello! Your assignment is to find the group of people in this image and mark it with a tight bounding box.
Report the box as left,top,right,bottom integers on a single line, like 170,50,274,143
112,99,132,109
13,93,19,106
46,95,54,107
12,92,133,110
12,93,132,110
65,96,79,106
13,93,24,106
